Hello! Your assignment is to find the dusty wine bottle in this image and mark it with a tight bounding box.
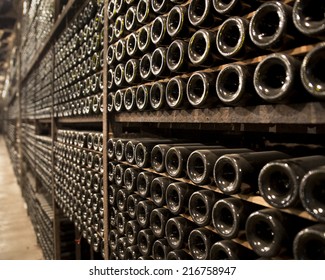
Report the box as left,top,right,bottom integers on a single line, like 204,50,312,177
126,220,141,246
125,59,141,85
151,0,172,14
165,77,190,109
125,6,140,32
293,224,325,260
210,240,256,260
127,194,145,219
300,43,325,99
293,0,325,40
116,211,130,235
116,237,128,260
167,250,193,260
216,64,255,106
136,200,157,228
186,72,219,108
152,239,172,260
125,245,142,260
116,189,133,212
135,85,150,112
166,182,197,215
189,190,221,226
124,167,140,191
151,177,174,207
259,155,325,209
188,227,220,260
151,16,170,46
165,216,196,249
137,228,157,256
214,151,290,195
149,81,167,110
140,53,154,81
150,208,173,238
137,171,156,198
167,5,195,39
166,40,192,73
124,87,137,112
216,17,253,60
253,53,302,103
212,197,259,240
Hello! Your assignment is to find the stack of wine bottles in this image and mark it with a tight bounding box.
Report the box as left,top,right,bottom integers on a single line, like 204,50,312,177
107,0,325,114
53,0,105,118
54,129,104,257
107,137,325,259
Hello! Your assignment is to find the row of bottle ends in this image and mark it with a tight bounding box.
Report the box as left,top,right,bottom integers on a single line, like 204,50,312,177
108,138,325,223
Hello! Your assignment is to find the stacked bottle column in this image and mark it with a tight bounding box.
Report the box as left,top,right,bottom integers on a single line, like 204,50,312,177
53,0,105,118
107,137,325,259
54,129,104,258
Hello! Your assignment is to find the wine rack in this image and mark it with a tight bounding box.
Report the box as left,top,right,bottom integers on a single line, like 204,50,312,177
2,0,325,260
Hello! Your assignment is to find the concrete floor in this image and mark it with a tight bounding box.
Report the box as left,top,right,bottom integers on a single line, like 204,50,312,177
0,136,43,260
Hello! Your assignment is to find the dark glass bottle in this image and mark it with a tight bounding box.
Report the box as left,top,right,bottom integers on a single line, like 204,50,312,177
140,53,154,81
188,0,222,28
116,211,130,235
152,239,172,260
293,224,325,260
114,139,127,161
151,0,172,14
150,177,174,207
135,85,150,112
249,1,296,52
293,0,325,40
166,182,197,215
167,5,195,39
109,229,121,251
212,197,259,240
216,17,253,60
210,240,256,260
187,71,220,109
165,77,189,109
138,228,157,256
259,156,325,209
108,184,121,206
125,6,140,32
188,29,220,67
253,53,302,103
137,0,155,24
151,47,170,77
151,16,170,46
212,0,257,16
216,64,255,106
187,148,251,185
138,26,154,53
137,171,157,197
300,165,325,223
124,167,140,191
214,151,290,195
300,43,325,99
125,245,142,260
124,87,137,112
126,220,141,246
127,194,145,219
165,216,196,249
116,189,133,212
126,33,141,58
125,59,141,85
189,190,221,226
116,237,128,260
188,228,220,260
246,208,309,258
150,208,173,238
114,163,128,186
167,250,193,260
136,200,157,228
149,81,167,110
167,40,192,73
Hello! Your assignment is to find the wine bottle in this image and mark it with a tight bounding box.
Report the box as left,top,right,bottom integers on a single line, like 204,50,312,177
127,194,145,219
136,200,157,228
293,0,325,40
212,197,259,240
165,77,190,109
188,0,222,28
152,239,172,260
188,228,220,260
124,87,137,112
216,17,253,60
125,6,140,32
167,40,192,73
186,71,219,108
109,229,121,251
138,228,157,256
300,165,325,223
167,5,195,39
114,163,128,186
253,53,302,103
166,182,197,215
126,33,141,58
149,81,167,110
125,59,141,85
126,220,141,246
216,64,255,106
151,47,170,77
188,29,220,67
151,0,172,14
151,16,170,46
151,177,174,207
214,151,290,195
137,171,157,197
138,26,154,53
124,167,140,191
210,240,256,260
187,148,251,185
125,245,142,260
293,224,325,260
135,85,150,112
165,216,196,249
150,208,173,238
189,190,221,226
249,1,297,52
259,155,325,209
116,211,130,235
167,250,193,260
140,53,154,81
300,43,325,99
116,237,128,260
116,189,133,212
137,0,155,24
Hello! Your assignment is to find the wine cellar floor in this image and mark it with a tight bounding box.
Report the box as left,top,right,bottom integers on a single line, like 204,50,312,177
0,136,43,260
